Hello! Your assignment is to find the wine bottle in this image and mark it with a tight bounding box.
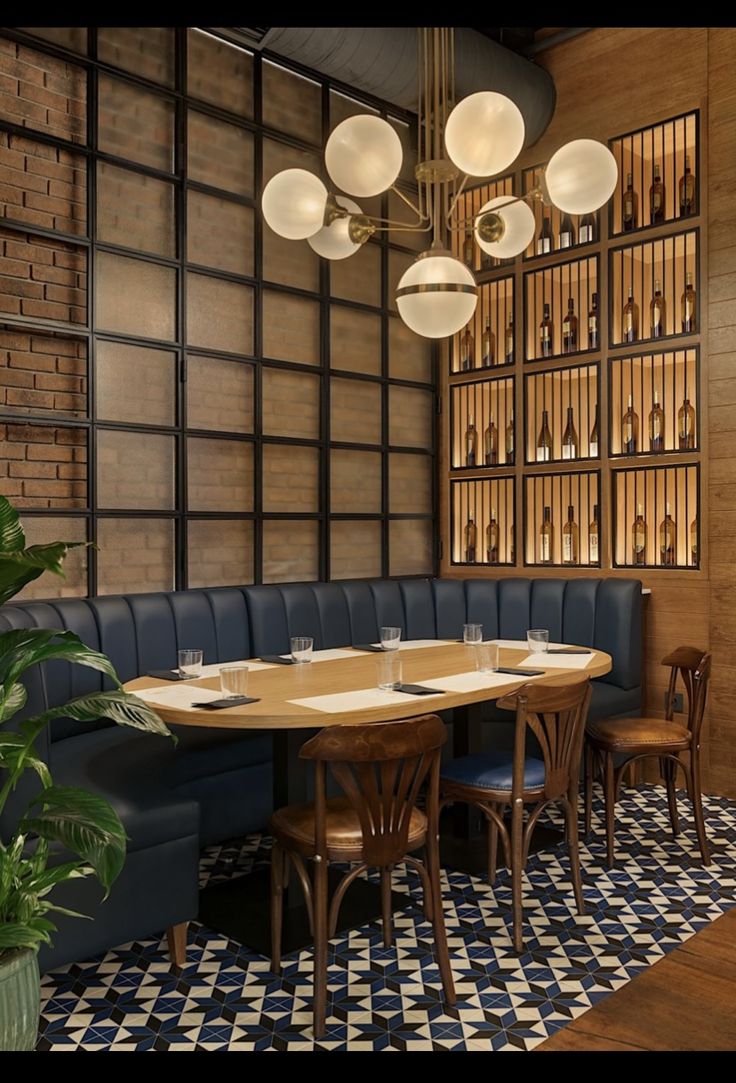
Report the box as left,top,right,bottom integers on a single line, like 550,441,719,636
540,505,553,564
563,505,579,564
679,154,696,216
481,316,495,368
558,211,576,249
678,397,696,449
681,271,696,332
463,231,474,269
660,502,676,567
460,323,474,372
536,408,553,462
539,302,554,358
589,503,600,564
690,515,698,565
589,405,599,458
622,285,639,343
622,172,638,231
486,509,499,564
536,214,553,255
504,318,514,365
562,297,578,353
505,410,515,466
622,393,639,454
509,524,515,564
649,161,666,225
588,292,600,350
632,503,647,565
464,415,478,467
650,278,666,338
562,405,579,460
484,415,498,466
579,212,596,244
649,389,665,453
480,247,494,273
464,516,477,563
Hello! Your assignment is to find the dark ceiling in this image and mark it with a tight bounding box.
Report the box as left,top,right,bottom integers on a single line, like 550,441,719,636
473,27,548,54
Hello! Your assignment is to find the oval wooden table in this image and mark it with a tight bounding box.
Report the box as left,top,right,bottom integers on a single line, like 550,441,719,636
126,641,611,956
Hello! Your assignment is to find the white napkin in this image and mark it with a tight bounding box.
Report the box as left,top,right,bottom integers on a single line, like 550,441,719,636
521,652,594,669
289,687,444,714
136,685,223,711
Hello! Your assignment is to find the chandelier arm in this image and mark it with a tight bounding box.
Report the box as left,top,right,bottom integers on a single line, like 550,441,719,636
390,184,426,221
446,189,547,233
444,172,469,227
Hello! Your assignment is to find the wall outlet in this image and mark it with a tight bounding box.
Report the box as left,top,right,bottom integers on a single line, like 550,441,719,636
668,691,684,713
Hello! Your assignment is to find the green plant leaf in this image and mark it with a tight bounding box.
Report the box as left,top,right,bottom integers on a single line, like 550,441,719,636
27,862,87,896
36,689,173,739
0,924,45,950
0,542,88,607
20,785,127,894
0,495,25,552
0,680,27,723
0,627,121,690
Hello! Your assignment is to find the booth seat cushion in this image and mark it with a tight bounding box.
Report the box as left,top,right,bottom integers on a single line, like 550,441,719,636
441,751,546,791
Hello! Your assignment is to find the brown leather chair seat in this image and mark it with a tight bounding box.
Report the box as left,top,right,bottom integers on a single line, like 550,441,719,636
271,796,427,860
587,716,691,752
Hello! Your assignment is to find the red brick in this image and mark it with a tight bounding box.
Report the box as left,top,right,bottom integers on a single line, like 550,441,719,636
32,334,81,356
9,206,54,230
0,442,24,459
22,479,73,497
0,183,24,205
8,423,55,442
26,443,72,461
4,238,53,264
19,80,69,112
24,190,74,216
0,479,23,497
55,461,85,480
0,257,32,279
57,356,86,375
26,156,75,184
31,263,78,286
52,249,84,270
0,331,30,348
20,298,71,320
44,284,85,306
0,295,21,314
34,371,82,392
55,427,85,445
0,58,44,86
0,368,33,387
53,392,85,411
8,350,56,372
0,163,48,191
0,275,43,298
69,305,85,324
10,460,58,478
0,91,47,123
6,387,55,408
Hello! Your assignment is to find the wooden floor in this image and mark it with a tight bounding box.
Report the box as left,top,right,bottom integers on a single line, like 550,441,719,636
537,907,736,1051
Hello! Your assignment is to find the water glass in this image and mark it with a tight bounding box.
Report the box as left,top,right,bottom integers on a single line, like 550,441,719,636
527,629,550,654
220,665,249,699
377,654,403,690
475,642,500,673
463,623,483,646
379,626,402,651
178,648,203,679
291,636,314,663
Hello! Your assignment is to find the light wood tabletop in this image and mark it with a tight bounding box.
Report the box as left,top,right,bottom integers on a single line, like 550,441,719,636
124,642,611,731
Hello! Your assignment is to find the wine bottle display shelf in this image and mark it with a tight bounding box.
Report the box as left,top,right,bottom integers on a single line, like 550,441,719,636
610,348,698,457
451,276,514,374
610,111,698,237
523,163,599,260
612,464,699,569
524,471,600,568
524,255,599,362
451,172,515,276
451,477,515,566
526,363,599,465
451,376,515,470
610,229,698,347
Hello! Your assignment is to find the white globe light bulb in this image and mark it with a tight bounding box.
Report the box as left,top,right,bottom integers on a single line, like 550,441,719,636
545,139,618,214
474,195,536,259
261,168,327,240
308,196,363,260
445,91,525,177
396,252,477,339
325,114,403,197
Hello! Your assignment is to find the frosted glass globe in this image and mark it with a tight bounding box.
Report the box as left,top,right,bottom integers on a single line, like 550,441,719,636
308,196,362,260
545,139,618,214
396,253,477,339
475,195,536,259
445,92,525,177
325,115,403,197
261,168,327,240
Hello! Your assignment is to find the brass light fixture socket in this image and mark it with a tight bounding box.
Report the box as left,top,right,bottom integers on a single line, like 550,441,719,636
323,192,348,227
415,157,460,184
347,215,375,245
476,211,506,244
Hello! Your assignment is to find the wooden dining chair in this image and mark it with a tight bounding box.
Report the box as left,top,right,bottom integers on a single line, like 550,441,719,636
269,714,456,1038
584,646,712,868
440,678,592,953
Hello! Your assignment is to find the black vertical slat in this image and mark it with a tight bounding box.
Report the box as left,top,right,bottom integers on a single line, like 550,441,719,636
175,26,187,590
86,35,98,596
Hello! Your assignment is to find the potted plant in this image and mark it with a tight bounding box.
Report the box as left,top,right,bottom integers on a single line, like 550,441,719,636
0,496,171,1050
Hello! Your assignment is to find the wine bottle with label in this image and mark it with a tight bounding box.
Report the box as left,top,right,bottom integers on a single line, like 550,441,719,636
464,415,477,467
679,154,696,216
660,502,676,567
562,297,578,353
563,505,579,565
540,505,553,564
539,302,554,358
463,231,474,268
632,503,647,565
464,517,477,563
690,515,698,565
622,285,639,343
622,393,639,454
505,410,515,466
558,211,576,249
649,161,666,225
622,172,638,231
678,397,696,449
562,405,579,460
504,318,514,365
536,215,553,255
681,271,696,332
460,323,474,372
579,212,596,244
481,316,495,368
484,415,498,466
589,503,600,564
486,509,499,564
536,408,553,462
589,405,599,458
650,278,666,338
649,389,665,452
588,292,600,350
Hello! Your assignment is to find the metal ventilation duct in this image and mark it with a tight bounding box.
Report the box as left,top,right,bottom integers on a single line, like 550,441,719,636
222,26,556,148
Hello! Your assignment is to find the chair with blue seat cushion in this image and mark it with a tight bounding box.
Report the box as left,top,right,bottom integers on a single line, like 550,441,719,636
440,678,592,952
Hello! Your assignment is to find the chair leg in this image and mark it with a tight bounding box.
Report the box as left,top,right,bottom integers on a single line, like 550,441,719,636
604,752,617,868
425,828,456,1006
688,752,711,866
510,797,525,954
380,866,393,948
270,842,285,976
565,792,585,916
312,855,330,1039
166,922,188,968
662,757,680,837
487,806,499,885
584,743,593,838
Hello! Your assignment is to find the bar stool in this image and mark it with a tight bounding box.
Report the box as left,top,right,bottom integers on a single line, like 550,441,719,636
269,714,456,1038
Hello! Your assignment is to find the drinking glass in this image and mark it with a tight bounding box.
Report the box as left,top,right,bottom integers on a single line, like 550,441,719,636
463,623,483,646
377,654,403,690
220,665,249,699
527,629,550,654
475,642,500,673
379,626,402,651
291,636,314,663
178,648,203,678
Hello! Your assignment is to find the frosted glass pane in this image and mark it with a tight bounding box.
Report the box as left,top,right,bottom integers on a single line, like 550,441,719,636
187,30,253,116
389,386,433,449
99,75,174,172
96,251,176,342
262,368,320,439
262,61,321,142
389,519,433,576
389,453,432,514
389,316,433,384
331,306,382,375
263,444,319,513
98,27,175,85
97,430,175,510
187,191,253,276
331,450,381,513
262,139,321,291
97,163,175,257
263,291,320,365
97,518,173,594
187,357,253,433
17,516,87,598
187,437,253,512
263,519,319,583
188,519,254,588
331,378,381,445
188,110,253,196
186,274,253,354
330,520,382,580
96,341,175,426
331,242,381,307
388,250,415,314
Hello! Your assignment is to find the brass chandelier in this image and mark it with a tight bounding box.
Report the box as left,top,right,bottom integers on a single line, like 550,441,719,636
262,27,618,339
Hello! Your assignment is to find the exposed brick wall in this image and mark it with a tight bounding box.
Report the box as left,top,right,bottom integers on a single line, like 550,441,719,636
330,520,382,580
187,190,253,276
96,517,174,595
331,378,382,445
186,274,253,354
187,356,254,434
187,29,253,117
18,28,88,54
0,39,86,143
98,74,174,173
263,290,320,365
389,385,434,449
262,60,321,143
97,161,174,257
16,513,88,599
331,449,382,513
1,422,86,508
330,241,382,308
389,316,433,384
97,27,175,87
187,437,254,512
389,518,433,576
263,444,319,513
188,110,253,197
0,131,86,235
262,368,320,439
389,452,432,515
331,305,381,375
0,226,86,324
188,519,254,589
263,519,319,584
0,328,86,417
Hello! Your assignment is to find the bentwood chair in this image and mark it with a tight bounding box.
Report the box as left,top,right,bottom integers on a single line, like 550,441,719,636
269,715,456,1038
440,679,592,953
584,646,712,867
